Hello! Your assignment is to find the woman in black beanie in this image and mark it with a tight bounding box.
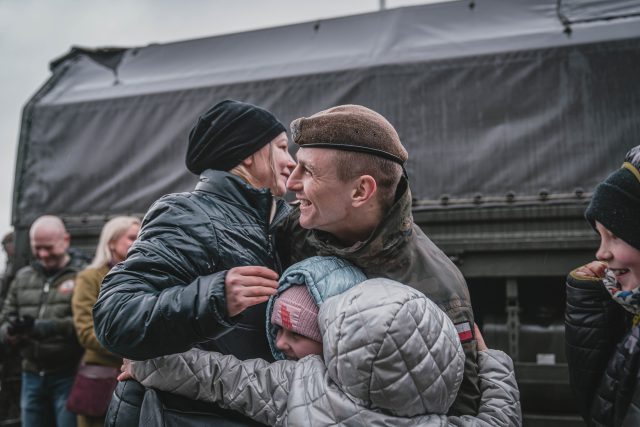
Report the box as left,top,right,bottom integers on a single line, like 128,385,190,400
93,100,295,427
565,145,640,426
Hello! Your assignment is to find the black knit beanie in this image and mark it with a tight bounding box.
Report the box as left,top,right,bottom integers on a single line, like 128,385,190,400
585,145,640,250
185,100,286,175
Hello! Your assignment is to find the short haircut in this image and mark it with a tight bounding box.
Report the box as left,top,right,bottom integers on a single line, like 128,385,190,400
29,215,67,240
332,150,403,211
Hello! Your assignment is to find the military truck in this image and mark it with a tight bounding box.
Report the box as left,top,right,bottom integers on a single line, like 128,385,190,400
12,0,640,424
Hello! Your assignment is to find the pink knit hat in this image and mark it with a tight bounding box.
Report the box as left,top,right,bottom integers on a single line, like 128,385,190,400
271,285,321,343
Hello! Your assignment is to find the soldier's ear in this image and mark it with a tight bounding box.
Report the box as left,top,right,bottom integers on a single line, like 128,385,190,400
351,175,377,207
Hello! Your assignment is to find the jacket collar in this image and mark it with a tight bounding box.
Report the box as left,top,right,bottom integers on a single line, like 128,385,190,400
195,169,290,227
307,178,413,265
31,251,86,279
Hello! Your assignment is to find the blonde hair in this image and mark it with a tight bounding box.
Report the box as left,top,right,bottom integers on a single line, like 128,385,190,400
229,142,278,191
89,216,140,269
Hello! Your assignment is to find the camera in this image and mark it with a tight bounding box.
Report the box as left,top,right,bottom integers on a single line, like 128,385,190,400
7,313,35,336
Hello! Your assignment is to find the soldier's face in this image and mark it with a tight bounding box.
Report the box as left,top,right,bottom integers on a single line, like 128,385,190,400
31,229,69,271
286,148,356,236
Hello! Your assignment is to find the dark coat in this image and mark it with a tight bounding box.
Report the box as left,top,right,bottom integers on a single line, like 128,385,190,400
565,270,640,426
94,170,289,427
94,169,290,361
0,253,86,374
73,265,121,367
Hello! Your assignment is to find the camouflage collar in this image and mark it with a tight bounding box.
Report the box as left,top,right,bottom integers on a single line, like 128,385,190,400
307,179,413,267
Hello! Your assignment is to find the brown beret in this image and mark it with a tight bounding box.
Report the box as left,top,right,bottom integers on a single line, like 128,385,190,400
290,105,408,164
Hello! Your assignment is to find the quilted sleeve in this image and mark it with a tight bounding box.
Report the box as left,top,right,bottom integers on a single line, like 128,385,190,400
131,348,292,426
622,369,640,426
93,194,233,359
447,350,522,426
565,270,626,420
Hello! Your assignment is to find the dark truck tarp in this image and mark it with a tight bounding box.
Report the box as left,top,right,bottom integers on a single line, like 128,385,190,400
13,0,640,228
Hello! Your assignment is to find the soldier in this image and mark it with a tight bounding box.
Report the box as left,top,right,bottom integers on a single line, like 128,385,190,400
276,105,480,415
0,216,85,427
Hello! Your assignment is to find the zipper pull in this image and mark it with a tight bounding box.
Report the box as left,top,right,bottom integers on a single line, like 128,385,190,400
38,280,52,319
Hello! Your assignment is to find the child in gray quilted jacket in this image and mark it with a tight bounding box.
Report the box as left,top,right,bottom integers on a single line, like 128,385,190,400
121,257,521,426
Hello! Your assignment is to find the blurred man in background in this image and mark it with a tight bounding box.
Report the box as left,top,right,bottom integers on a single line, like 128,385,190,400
0,216,85,427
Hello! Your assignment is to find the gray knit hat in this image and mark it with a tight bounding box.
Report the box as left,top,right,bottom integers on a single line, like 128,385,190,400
290,105,408,166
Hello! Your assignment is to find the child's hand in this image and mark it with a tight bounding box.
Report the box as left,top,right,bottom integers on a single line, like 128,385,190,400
574,261,607,279
474,323,488,352
117,359,134,381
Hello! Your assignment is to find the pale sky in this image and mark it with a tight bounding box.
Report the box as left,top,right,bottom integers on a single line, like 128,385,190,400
0,0,441,269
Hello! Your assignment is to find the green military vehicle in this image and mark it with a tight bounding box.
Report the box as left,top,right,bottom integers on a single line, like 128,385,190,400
12,0,640,424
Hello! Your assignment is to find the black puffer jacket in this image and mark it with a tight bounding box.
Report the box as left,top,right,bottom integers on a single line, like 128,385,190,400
0,253,86,374
565,270,640,426
95,170,289,427
94,169,290,361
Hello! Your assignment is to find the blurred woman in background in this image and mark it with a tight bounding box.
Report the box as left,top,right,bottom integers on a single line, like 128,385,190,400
71,216,140,427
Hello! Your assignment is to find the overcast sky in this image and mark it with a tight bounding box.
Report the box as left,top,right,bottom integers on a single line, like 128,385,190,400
0,0,442,268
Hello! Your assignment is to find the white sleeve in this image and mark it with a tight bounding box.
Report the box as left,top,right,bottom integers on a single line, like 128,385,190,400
131,347,295,426
447,349,522,426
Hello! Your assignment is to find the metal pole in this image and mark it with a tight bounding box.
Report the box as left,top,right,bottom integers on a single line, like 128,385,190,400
506,278,520,362
380,0,386,10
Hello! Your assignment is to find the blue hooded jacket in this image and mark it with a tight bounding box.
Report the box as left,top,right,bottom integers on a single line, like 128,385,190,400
265,256,367,360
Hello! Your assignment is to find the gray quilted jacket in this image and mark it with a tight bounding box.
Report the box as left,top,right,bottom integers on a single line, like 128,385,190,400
130,280,521,426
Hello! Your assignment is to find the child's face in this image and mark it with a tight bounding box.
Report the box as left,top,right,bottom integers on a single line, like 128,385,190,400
595,221,640,291
275,328,323,360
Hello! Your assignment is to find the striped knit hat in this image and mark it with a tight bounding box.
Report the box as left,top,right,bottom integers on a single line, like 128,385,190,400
585,145,640,250
271,285,321,343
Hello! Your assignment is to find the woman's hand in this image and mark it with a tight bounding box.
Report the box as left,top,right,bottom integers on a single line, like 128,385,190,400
573,261,607,279
117,359,134,381
225,266,279,317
